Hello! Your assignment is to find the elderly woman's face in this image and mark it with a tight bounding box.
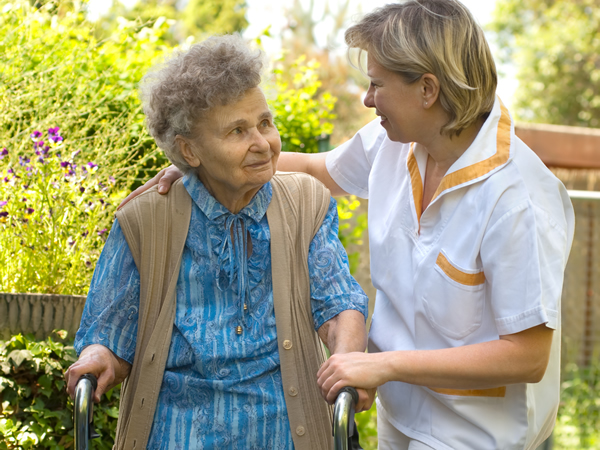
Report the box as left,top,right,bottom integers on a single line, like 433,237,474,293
182,87,281,211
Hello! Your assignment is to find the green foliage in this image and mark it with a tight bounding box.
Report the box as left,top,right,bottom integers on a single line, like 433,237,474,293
0,332,120,449
336,196,367,275
0,128,119,295
489,0,600,126
182,0,248,38
355,399,377,450
0,0,171,189
270,56,337,153
553,362,600,449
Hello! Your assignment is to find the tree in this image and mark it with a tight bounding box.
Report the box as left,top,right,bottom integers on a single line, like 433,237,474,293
280,0,375,145
490,0,600,127
96,0,248,43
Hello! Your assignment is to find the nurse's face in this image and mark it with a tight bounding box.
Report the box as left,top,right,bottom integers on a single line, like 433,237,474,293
363,56,424,144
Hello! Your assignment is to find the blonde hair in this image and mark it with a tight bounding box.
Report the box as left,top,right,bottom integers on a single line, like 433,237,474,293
345,0,497,136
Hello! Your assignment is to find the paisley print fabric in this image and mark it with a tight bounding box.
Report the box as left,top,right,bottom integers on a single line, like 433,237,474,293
75,173,368,449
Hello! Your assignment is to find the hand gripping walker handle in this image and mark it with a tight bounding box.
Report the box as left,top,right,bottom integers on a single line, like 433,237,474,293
74,373,101,450
333,386,360,450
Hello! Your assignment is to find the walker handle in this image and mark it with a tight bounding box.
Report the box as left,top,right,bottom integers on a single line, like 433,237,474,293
333,386,359,450
74,374,101,450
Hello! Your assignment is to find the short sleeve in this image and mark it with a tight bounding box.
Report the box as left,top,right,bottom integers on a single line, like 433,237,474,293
326,119,386,199
481,201,570,335
74,219,140,364
308,197,369,330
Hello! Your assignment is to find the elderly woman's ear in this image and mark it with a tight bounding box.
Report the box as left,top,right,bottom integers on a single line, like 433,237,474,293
176,135,201,168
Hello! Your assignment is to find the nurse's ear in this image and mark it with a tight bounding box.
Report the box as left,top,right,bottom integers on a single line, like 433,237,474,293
420,73,440,109
177,135,201,168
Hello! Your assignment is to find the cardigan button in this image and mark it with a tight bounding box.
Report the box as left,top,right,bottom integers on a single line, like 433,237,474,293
289,386,298,396
295,426,305,436
283,340,293,350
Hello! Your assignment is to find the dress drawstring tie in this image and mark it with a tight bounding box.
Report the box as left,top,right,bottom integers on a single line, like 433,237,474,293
216,214,250,334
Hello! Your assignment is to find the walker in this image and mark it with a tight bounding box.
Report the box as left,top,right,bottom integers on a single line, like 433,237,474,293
74,376,360,449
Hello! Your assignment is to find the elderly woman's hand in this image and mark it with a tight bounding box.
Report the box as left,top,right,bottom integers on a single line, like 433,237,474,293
118,165,183,209
65,344,131,403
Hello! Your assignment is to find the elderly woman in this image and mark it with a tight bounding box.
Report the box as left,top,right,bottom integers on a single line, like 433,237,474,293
65,35,368,449
140,1,575,449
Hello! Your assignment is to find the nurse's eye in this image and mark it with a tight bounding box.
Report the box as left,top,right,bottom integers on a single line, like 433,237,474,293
370,81,379,89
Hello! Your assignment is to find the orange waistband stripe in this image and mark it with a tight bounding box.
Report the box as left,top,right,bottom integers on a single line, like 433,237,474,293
436,253,486,286
428,386,507,397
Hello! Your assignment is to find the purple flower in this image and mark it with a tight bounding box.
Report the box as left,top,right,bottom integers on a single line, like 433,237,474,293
87,162,98,169
38,156,45,164
21,198,26,202
0,212,8,218
68,240,75,247
26,207,34,214
49,136,64,144
3,177,8,182
30,131,42,139
0,201,7,207
97,228,107,236
48,127,60,135
109,176,116,184
60,161,70,168
79,187,85,193
81,230,89,238
0,148,7,159
18,156,30,166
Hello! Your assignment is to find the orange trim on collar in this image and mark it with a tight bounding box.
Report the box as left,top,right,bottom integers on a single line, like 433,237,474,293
407,142,423,222
431,101,512,202
429,386,506,397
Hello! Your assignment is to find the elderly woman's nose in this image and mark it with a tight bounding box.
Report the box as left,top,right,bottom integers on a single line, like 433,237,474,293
249,128,271,151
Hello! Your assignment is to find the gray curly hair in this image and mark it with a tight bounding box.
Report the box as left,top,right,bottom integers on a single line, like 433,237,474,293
140,34,265,171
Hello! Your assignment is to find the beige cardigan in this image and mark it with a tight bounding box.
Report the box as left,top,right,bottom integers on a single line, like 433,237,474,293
113,172,334,449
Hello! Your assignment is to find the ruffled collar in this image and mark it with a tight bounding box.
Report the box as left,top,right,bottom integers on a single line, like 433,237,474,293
182,173,272,333
182,172,271,224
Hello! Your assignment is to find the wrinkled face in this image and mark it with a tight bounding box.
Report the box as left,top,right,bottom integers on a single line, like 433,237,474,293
364,55,423,143
183,88,281,207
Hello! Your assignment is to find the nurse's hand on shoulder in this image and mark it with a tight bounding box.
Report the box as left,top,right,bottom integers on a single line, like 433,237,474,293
118,165,183,209
65,344,131,403
317,352,387,405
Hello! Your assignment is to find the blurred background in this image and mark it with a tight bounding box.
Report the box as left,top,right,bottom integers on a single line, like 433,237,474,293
0,0,599,449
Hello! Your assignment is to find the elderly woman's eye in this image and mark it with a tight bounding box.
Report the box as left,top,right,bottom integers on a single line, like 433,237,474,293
261,119,270,127
232,127,242,135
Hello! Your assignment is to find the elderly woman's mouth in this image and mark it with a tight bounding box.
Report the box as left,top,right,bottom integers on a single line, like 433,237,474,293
247,160,272,168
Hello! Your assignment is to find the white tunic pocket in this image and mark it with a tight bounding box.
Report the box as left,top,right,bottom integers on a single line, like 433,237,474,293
422,251,486,340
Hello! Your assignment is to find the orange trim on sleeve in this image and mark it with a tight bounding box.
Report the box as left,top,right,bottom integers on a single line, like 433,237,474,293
436,253,486,286
407,143,423,222
429,386,506,397
432,100,512,202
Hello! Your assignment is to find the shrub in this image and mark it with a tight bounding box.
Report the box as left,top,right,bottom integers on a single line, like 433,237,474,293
270,56,337,154
0,127,118,295
0,332,120,450
0,0,172,189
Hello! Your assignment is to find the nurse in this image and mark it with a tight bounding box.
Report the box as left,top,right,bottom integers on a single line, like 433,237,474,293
123,0,575,448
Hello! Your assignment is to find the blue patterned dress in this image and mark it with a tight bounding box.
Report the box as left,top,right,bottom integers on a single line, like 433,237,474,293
75,173,368,449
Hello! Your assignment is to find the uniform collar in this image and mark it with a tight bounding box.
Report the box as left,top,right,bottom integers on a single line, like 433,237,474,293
182,172,272,223
407,97,513,221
